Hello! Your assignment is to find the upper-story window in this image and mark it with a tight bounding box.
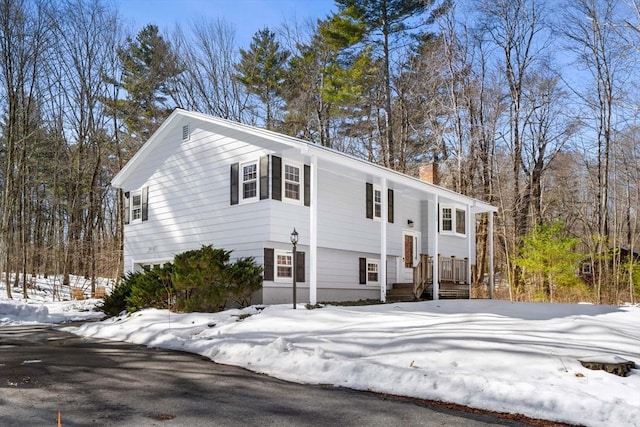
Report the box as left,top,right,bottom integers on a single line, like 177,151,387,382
124,187,148,225
373,187,382,219
365,183,394,223
284,163,301,203
440,205,466,236
131,191,142,222
241,161,258,202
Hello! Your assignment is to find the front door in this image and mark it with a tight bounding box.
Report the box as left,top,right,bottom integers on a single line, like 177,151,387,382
402,230,421,282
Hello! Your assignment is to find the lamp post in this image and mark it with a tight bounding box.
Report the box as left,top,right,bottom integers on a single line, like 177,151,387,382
290,228,298,309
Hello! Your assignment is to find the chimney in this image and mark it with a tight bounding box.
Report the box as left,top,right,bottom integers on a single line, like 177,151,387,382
419,163,438,185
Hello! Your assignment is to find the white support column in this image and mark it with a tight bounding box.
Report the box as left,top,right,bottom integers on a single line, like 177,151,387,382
488,211,495,299
309,156,318,305
380,178,387,302
431,195,439,300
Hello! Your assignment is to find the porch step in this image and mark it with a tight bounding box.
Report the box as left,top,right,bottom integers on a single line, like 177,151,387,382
386,283,416,302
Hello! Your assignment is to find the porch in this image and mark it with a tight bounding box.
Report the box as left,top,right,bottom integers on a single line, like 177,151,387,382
413,254,470,300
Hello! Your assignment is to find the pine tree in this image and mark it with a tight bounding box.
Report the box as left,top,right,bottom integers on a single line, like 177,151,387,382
115,24,182,142
236,28,290,129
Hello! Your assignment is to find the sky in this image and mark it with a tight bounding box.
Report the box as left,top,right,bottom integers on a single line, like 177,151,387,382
116,0,336,46
1,275,639,427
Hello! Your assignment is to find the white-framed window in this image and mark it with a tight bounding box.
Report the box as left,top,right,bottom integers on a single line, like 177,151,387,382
440,205,466,236
241,161,258,202
131,190,142,223
367,259,380,284
283,162,301,203
373,187,382,219
136,261,169,273
581,263,592,275
275,250,293,282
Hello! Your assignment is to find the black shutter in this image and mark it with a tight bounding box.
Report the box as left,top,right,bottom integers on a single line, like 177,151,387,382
141,187,149,221
264,248,274,281
304,164,311,207
230,163,239,205
437,203,440,232
123,191,130,225
272,156,282,201
365,183,373,219
295,252,305,282
260,156,269,200
359,257,367,284
387,188,394,223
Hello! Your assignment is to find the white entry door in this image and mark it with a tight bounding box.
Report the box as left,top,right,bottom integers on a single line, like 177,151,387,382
402,230,421,282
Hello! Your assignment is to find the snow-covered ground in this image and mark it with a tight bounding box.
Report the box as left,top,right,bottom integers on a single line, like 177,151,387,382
1,277,638,427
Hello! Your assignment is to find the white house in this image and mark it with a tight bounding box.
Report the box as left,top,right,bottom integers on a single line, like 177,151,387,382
111,109,498,305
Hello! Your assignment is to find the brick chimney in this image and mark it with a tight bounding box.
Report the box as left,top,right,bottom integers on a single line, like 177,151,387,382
419,163,438,185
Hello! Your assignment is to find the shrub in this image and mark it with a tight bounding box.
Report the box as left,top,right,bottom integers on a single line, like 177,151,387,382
98,273,136,317
172,245,232,312
101,245,263,315
126,264,174,312
226,257,263,307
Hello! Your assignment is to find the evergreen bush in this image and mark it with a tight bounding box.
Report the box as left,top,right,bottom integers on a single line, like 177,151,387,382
126,264,174,312
98,272,136,316
100,245,263,315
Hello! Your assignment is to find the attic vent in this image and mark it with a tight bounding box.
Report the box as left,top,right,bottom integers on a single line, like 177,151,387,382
182,124,190,141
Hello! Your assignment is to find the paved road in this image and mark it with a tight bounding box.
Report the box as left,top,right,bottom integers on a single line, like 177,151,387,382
0,324,525,426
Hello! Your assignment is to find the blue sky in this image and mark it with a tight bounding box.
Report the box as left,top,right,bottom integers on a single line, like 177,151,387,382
116,0,336,46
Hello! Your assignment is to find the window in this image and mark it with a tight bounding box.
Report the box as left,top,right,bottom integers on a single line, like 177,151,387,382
359,257,380,285
373,188,382,219
241,161,258,202
131,190,142,222
275,250,293,282
440,205,466,236
366,183,393,222
284,163,301,202
139,262,168,272
124,187,148,224
441,207,453,232
367,260,380,284
581,263,592,275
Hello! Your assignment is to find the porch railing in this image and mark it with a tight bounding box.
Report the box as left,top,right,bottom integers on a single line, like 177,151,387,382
439,256,468,284
413,254,433,299
412,254,469,299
